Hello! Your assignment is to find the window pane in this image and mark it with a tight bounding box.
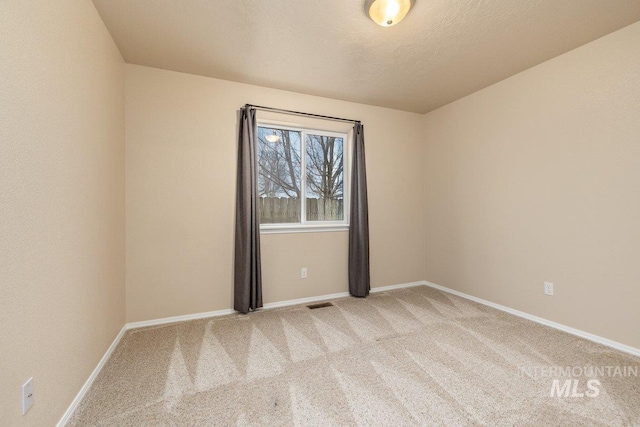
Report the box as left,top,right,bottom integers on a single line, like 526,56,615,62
305,134,344,221
257,127,302,223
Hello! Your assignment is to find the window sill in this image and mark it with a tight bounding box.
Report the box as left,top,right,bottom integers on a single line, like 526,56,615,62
260,224,349,235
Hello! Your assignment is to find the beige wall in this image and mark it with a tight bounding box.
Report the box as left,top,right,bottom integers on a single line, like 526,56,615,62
125,64,426,322
0,1,125,425
423,22,640,349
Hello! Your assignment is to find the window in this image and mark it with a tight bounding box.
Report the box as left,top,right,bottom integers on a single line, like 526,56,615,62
257,123,348,233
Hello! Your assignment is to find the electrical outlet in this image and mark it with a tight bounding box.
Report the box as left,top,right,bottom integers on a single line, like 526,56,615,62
544,281,554,296
22,378,34,415
301,268,307,279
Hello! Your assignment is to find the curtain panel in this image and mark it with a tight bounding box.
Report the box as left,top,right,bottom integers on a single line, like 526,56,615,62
234,107,263,313
348,123,370,297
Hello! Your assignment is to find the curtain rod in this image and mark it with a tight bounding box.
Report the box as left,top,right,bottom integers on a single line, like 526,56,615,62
245,104,360,124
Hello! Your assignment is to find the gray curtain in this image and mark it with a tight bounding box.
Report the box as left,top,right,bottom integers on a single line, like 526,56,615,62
234,106,263,313
348,123,370,297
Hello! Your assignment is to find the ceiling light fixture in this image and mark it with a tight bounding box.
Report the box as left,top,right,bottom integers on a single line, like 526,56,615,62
365,0,413,27
265,130,280,143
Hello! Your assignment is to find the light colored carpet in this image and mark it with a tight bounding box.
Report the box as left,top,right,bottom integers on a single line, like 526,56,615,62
68,286,640,426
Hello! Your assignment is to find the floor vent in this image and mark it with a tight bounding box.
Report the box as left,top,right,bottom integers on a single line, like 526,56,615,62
307,302,333,309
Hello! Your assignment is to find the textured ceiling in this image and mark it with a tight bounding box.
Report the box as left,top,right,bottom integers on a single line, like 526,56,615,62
92,0,640,113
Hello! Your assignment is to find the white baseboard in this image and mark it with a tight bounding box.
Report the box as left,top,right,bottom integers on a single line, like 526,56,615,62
126,280,428,330
126,308,236,330
57,325,127,427
261,280,427,310
425,281,640,359
371,280,426,293
263,291,350,309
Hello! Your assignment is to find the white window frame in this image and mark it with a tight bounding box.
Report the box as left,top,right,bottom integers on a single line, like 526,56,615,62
257,119,350,234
